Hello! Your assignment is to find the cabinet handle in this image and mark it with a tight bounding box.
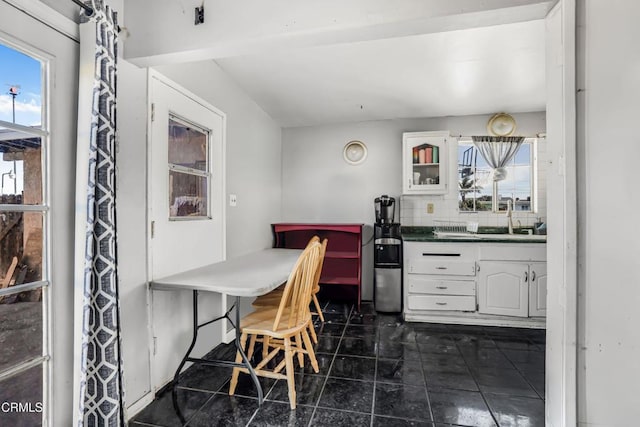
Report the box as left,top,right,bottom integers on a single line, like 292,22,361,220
436,302,447,306
436,266,447,270
436,286,448,290
531,271,536,281
524,271,529,282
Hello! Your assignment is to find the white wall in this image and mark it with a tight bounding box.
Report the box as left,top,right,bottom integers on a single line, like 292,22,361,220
282,112,545,299
577,1,640,425
115,57,283,404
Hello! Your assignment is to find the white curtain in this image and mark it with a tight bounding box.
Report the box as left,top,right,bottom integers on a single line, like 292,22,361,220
472,136,524,181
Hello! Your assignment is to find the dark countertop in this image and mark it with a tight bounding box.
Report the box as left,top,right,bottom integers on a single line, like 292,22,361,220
401,226,547,244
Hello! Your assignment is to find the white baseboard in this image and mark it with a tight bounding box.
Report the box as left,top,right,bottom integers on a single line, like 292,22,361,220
223,328,235,344
126,391,155,421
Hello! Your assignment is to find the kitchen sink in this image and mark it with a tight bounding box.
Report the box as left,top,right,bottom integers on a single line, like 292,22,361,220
434,231,546,241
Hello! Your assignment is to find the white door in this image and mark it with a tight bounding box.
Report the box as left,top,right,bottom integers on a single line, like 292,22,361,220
529,262,547,317
149,75,225,279
478,262,528,317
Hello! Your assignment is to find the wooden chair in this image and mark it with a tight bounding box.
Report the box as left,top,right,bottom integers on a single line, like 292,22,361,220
229,240,322,409
252,238,327,344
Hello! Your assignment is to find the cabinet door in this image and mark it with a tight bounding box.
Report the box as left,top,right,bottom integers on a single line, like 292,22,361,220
478,262,529,317
528,262,547,317
402,131,448,194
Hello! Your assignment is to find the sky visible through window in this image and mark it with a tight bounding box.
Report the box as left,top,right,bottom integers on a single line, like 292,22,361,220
0,43,42,195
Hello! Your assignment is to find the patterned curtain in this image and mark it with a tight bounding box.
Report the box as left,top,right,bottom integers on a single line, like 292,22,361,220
76,2,125,426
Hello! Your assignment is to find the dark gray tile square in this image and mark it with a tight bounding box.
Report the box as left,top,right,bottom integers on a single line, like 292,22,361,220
316,322,345,337
501,349,545,371
378,341,421,361
449,333,496,348
133,388,212,427
415,333,455,346
493,337,541,351
267,374,325,407
373,416,433,426
338,337,377,358
378,325,418,343
376,313,405,327
187,393,258,427
425,371,479,392
329,355,376,381
322,312,351,324
248,401,314,426
421,353,468,373
460,348,512,369
344,324,378,338
311,408,371,426
349,312,378,325
300,352,333,376
374,382,432,421
429,389,497,427
314,336,341,355
484,393,545,427
417,342,460,356
219,374,277,399
377,358,425,386
177,363,232,392
471,367,538,398
521,371,545,399
318,377,374,413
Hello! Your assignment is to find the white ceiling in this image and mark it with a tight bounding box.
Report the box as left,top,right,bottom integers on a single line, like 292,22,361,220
216,20,545,128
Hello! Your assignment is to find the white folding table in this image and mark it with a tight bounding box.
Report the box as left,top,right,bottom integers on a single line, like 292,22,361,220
150,248,302,421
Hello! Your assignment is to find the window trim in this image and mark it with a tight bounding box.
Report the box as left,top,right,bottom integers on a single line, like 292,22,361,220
457,138,537,214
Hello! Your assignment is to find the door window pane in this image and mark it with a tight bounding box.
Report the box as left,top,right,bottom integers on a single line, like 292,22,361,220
0,211,43,284
0,364,43,426
0,44,42,129
0,126,42,205
168,115,209,219
0,301,42,371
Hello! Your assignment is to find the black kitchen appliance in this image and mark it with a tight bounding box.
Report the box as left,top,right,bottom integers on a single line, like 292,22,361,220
373,195,402,313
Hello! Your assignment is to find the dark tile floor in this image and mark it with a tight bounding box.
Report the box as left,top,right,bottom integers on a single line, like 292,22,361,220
131,302,545,427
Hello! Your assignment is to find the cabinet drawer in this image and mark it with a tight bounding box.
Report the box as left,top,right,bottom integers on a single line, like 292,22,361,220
408,277,476,296
408,260,476,276
407,295,476,311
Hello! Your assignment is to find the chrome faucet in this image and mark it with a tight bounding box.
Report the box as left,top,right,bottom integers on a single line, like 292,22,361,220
506,199,514,235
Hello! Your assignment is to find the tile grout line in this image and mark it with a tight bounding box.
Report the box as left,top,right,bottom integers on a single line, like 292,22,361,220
453,328,502,427
419,325,438,424
307,304,354,426
493,340,546,401
369,316,380,427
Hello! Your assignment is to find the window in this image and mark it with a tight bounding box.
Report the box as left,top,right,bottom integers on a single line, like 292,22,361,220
0,41,48,426
168,115,210,218
458,139,536,212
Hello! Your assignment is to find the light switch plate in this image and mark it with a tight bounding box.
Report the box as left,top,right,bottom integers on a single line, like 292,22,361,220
229,194,237,207
427,203,434,214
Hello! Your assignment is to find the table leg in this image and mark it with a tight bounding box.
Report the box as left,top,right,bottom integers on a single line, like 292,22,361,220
171,290,200,423
233,295,264,404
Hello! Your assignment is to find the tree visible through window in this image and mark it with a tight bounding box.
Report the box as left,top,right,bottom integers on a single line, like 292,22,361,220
458,140,535,213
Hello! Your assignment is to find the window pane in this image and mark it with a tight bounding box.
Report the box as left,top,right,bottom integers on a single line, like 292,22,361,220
0,44,43,129
0,211,43,284
497,143,532,212
168,116,208,172
0,126,42,205
458,144,492,211
0,300,43,371
0,364,43,426
169,171,208,218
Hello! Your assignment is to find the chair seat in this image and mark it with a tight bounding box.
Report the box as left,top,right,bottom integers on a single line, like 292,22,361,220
241,308,312,338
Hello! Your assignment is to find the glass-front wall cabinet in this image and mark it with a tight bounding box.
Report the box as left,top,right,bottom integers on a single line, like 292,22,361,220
402,131,449,194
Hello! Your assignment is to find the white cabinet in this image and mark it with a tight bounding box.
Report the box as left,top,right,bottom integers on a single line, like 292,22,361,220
528,262,547,317
478,262,529,317
403,241,547,327
477,261,547,318
402,131,449,194
404,242,477,314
